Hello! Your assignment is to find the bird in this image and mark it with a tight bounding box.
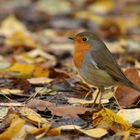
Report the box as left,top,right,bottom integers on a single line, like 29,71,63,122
69,31,140,107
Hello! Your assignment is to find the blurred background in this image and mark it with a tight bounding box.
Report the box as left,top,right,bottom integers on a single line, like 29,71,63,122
0,0,139,72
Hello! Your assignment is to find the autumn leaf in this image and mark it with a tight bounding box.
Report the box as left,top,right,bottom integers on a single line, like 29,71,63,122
48,105,92,117
0,115,25,140
5,31,36,49
0,15,28,36
115,68,140,106
92,108,140,134
3,63,49,78
26,99,54,111
92,108,129,133
117,109,140,124
19,107,49,126
76,128,108,138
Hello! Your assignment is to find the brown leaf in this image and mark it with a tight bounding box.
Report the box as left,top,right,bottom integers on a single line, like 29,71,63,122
48,105,92,117
49,68,70,79
26,99,54,111
115,68,140,106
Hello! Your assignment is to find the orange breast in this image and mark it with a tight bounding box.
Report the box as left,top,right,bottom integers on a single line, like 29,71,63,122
73,36,91,68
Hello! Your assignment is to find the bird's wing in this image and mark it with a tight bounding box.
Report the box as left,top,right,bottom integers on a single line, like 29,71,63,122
91,46,130,84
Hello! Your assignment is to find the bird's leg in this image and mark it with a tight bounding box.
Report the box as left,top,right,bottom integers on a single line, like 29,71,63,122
98,86,105,108
92,88,100,108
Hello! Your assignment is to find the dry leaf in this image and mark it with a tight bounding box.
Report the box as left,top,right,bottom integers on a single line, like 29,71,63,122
76,128,108,138
0,89,23,95
88,0,115,14
48,105,92,117
118,109,140,124
0,107,8,121
28,77,53,84
67,97,109,105
92,108,140,134
115,68,140,106
59,125,81,130
0,15,28,36
5,63,34,78
26,99,54,111
5,31,36,48
29,126,50,139
19,107,49,126
4,63,49,78
0,102,24,107
0,115,25,140
92,108,129,133
47,128,61,136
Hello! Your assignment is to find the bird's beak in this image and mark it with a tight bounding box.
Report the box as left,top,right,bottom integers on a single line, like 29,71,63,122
68,36,75,40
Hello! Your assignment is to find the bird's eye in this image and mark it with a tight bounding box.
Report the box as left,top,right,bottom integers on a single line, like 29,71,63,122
82,37,88,42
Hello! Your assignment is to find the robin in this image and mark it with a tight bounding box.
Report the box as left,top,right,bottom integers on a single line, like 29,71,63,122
69,31,140,106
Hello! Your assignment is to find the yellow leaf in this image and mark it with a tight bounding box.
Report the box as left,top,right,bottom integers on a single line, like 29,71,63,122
93,108,140,134
19,107,49,127
6,63,35,78
0,115,25,140
47,128,61,136
92,108,129,132
30,126,50,137
4,63,49,78
88,0,115,14
93,108,129,126
5,31,36,48
0,15,28,36
33,66,49,77
76,128,108,138
0,89,23,95
29,126,60,139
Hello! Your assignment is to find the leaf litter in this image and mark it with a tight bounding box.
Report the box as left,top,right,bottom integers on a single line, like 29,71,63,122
0,0,140,139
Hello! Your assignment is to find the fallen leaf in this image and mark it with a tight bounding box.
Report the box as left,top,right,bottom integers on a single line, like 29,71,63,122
0,15,28,36
5,63,34,78
0,89,23,95
3,63,49,78
28,77,53,84
5,31,36,49
0,102,24,107
28,49,55,61
19,107,49,126
92,108,129,133
0,107,8,121
48,105,92,117
13,123,37,140
47,128,61,136
92,108,140,134
26,99,54,111
29,126,50,139
76,128,108,138
67,97,109,105
0,115,25,140
115,68,140,106
88,0,115,14
117,109,140,124
59,125,81,130
29,126,60,139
